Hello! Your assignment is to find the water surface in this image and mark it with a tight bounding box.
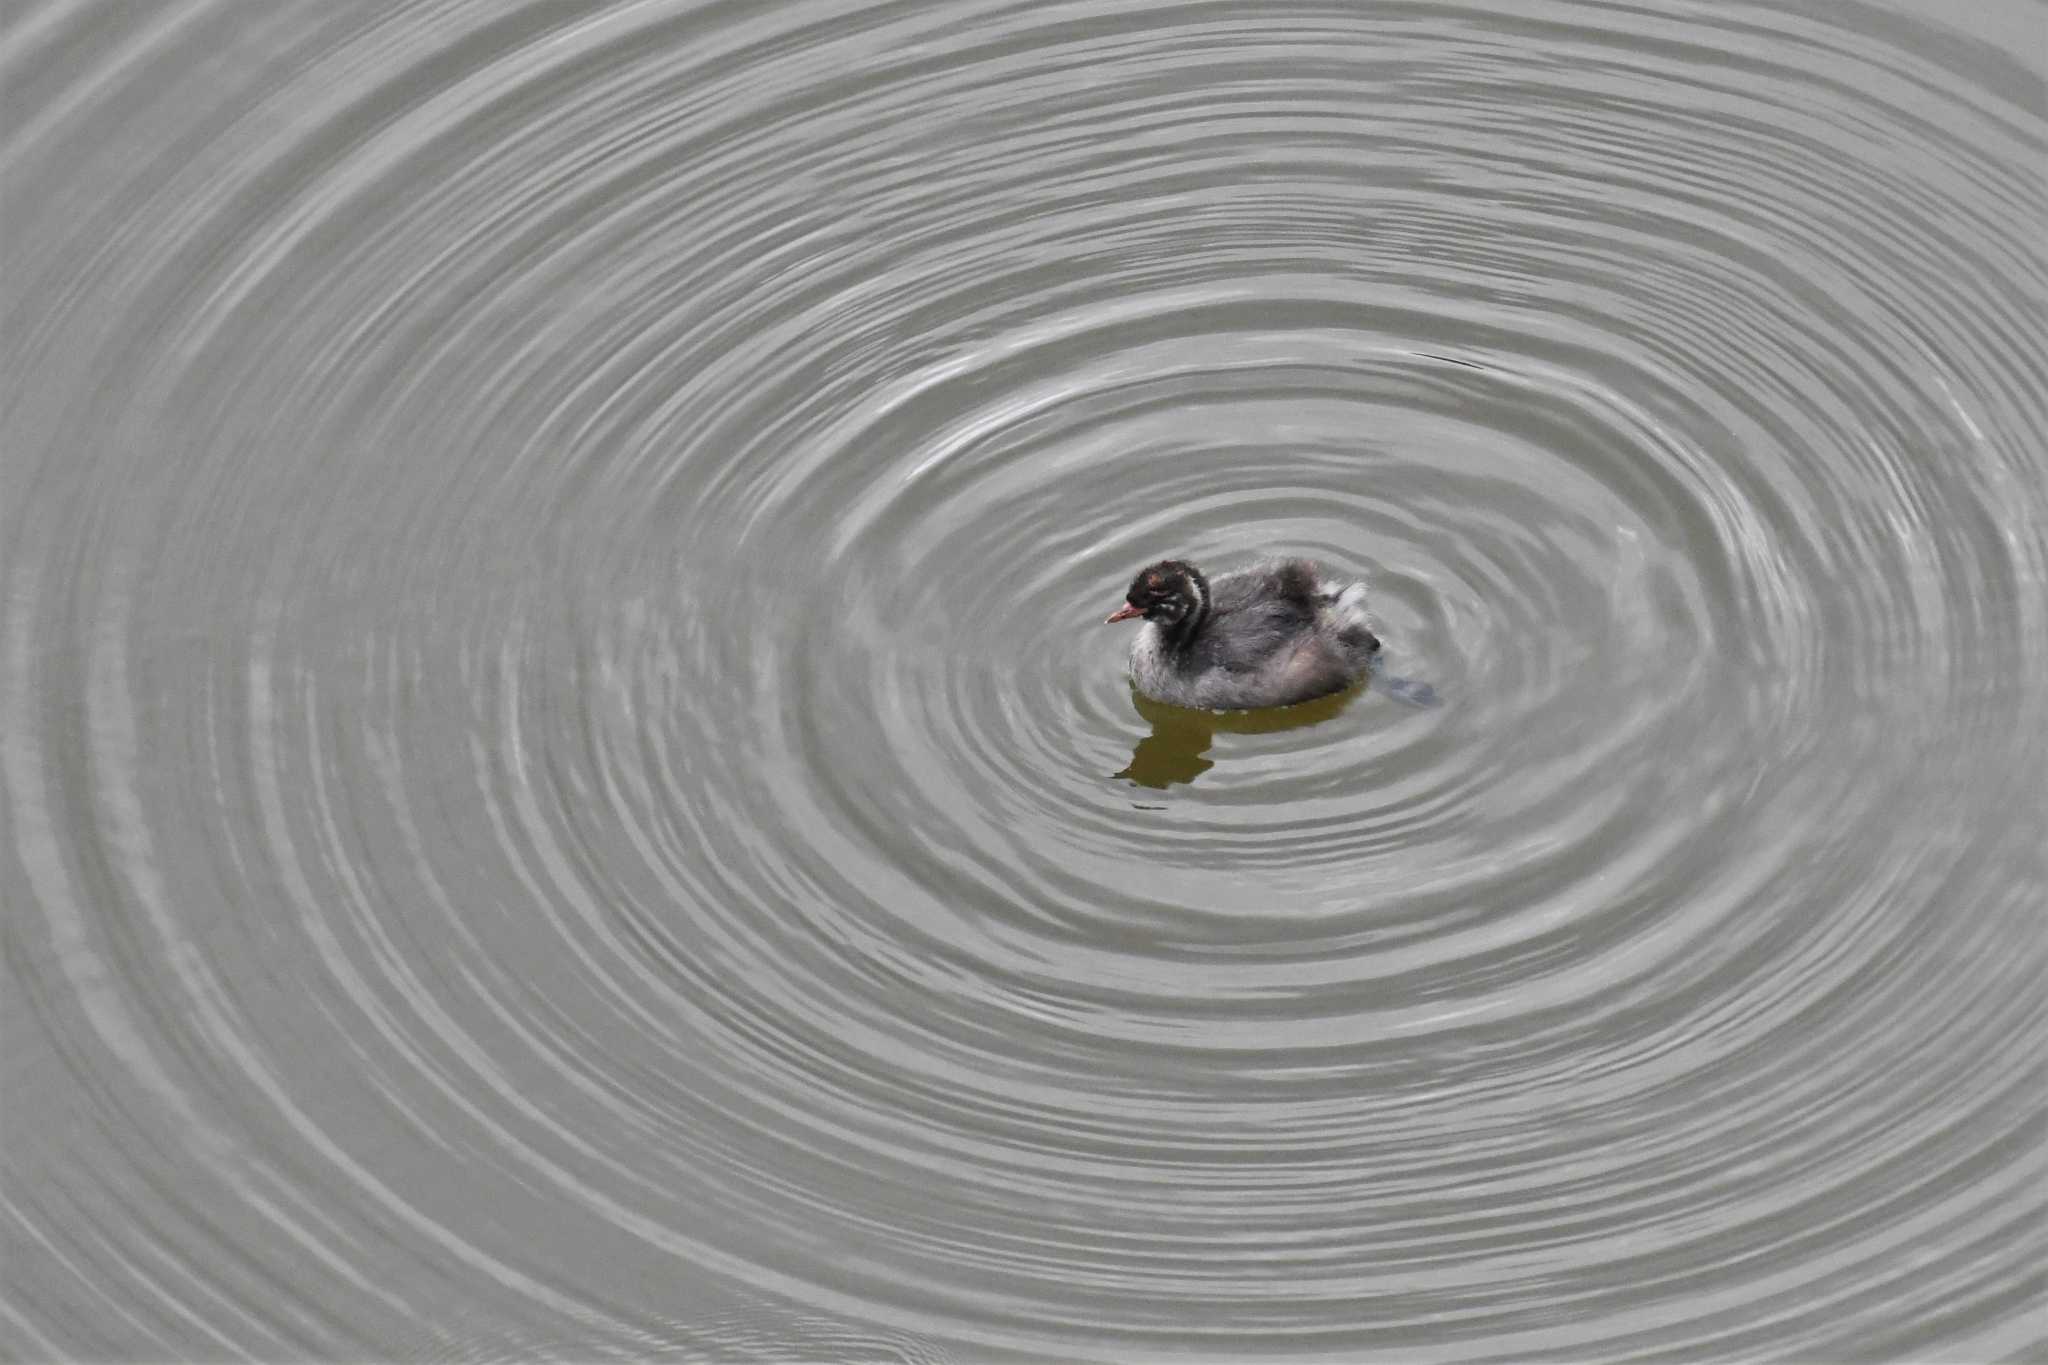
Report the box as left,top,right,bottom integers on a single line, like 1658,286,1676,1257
4,2,2044,1360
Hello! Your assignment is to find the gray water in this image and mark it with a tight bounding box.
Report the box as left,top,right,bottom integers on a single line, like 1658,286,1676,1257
4,3,2044,1361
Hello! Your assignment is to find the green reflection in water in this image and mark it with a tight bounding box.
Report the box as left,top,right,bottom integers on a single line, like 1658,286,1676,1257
1116,684,1365,790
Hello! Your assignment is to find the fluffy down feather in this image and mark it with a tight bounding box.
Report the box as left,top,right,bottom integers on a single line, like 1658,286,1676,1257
1116,557,1380,710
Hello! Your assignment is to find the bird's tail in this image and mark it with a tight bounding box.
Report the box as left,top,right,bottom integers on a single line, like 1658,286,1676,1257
1331,582,1380,654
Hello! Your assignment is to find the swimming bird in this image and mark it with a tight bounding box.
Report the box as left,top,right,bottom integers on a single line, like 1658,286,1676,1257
1104,558,1382,710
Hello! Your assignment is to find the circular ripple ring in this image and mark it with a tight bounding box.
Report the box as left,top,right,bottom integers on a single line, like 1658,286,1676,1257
4,3,2043,1361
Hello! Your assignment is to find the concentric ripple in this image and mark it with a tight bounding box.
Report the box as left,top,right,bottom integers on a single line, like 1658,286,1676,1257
4,2,2044,1361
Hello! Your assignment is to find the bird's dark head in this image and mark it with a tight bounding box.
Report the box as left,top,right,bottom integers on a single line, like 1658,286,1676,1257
1105,560,1208,627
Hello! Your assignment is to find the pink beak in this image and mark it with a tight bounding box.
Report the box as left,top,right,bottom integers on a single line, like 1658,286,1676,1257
1105,602,1143,624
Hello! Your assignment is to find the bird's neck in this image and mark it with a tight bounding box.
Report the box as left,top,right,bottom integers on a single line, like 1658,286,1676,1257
1164,567,1210,647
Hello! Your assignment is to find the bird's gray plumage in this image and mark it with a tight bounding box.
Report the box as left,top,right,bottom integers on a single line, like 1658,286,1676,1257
1119,557,1380,710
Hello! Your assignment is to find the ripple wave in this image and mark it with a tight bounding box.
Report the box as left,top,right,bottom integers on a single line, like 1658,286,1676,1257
5,2,2044,1361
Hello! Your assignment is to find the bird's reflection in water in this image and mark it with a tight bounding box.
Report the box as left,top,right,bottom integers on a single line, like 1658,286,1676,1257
1116,684,1365,790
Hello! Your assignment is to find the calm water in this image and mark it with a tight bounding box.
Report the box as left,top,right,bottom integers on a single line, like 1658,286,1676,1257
5,3,2044,1361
